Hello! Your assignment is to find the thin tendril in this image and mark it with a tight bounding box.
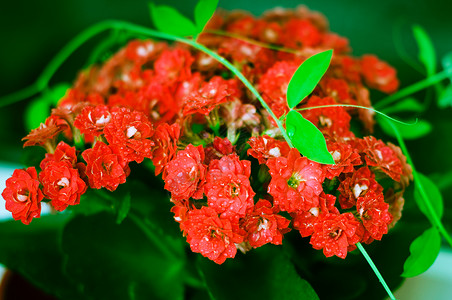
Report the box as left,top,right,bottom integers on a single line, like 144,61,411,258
295,104,417,126
203,29,299,54
375,70,450,109
356,243,396,300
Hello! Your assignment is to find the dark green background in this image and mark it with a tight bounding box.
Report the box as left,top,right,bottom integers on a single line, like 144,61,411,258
0,0,451,195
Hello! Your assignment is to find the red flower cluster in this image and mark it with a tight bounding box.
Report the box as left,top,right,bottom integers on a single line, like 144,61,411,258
2,6,410,263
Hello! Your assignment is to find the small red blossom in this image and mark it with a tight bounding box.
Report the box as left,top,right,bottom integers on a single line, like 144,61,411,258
1,167,43,225
358,136,403,181
183,206,244,264
360,55,399,94
22,116,68,150
258,60,299,118
40,141,78,170
267,149,325,213
310,212,361,259
182,77,239,116
240,199,291,248
292,193,339,237
323,140,362,179
74,105,112,136
164,144,207,201
301,96,352,137
205,154,255,219
151,123,181,178
82,142,129,191
356,190,392,240
205,137,235,165
282,18,322,48
104,107,155,163
39,160,87,211
337,166,383,209
247,135,290,164
154,48,194,85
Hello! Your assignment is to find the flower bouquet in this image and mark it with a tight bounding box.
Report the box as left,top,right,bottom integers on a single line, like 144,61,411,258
1,1,451,299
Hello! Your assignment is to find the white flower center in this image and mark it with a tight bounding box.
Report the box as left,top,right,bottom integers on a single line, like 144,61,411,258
126,126,138,138
353,183,368,198
58,177,70,188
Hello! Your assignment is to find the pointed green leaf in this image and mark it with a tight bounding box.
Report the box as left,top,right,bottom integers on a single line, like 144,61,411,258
380,97,424,114
377,116,432,140
414,173,444,222
194,0,219,33
413,25,436,76
402,227,441,277
116,191,131,224
438,85,452,108
285,110,334,164
442,52,452,80
287,50,333,109
25,96,51,131
149,3,198,37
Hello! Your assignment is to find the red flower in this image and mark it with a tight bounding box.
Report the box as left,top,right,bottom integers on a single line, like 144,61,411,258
104,107,155,163
204,137,235,165
301,96,352,137
151,123,181,178
282,19,322,48
247,135,290,164
1,167,43,225
360,55,399,94
337,166,383,210
183,206,244,264
154,48,194,85
82,142,129,191
164,144,207,201
39,160,87,211
310,212,361,258
356,190,392,240
74,105,112,136
205,154,255,219
267,149,325,213
358,136,403,181
182,77,238,116
40,141,78,170
240,199,290,248
323,140,362,179
22,116,68,150
258,60,299,118
292,193,339,237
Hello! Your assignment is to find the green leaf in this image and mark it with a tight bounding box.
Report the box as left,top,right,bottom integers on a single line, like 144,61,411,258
438,85,452,108
24,96,50,131
377,116,432,140
441,51,452,80
198,245,319,300
414,172,444,222
194,0,219,33
402,227,441,277
413,25,436,76
0,215,84,300
285,110,334,164
116,191,131,224
380,97,424,114
62,212,186,300
287,49,333,109
149,3,198,37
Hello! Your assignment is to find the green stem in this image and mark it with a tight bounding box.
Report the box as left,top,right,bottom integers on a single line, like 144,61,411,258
295,104,415,126
128,212,179,261
356,243,396,300
375,70,450,109
0,21,116,108
381,117,452,247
